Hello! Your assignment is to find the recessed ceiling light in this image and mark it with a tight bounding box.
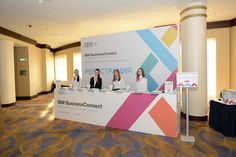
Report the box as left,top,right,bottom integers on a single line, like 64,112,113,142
38,0,52,4
38,0,44,4
46,14,51,18
118,0,139,3
172,6,176,9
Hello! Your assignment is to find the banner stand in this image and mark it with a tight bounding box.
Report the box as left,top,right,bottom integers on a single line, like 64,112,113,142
177,72,198,143
180,87,195,142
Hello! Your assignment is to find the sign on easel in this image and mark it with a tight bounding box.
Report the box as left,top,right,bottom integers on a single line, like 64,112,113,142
177,72,198,143
177,72,198,88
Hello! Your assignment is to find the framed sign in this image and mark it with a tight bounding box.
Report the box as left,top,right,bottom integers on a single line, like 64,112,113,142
165,81,173,93
177,72,198,88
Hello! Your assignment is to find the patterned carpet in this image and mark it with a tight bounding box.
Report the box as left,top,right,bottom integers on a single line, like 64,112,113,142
0,93,236,157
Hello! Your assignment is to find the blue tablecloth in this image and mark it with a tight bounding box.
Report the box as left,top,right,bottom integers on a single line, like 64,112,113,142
209,100,236,137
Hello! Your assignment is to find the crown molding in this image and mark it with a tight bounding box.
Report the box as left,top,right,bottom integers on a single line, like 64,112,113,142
51,41,81,52
1,17,236,53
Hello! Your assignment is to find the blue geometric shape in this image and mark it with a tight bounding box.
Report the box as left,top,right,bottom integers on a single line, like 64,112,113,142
137,29,178,72
141,53,159,91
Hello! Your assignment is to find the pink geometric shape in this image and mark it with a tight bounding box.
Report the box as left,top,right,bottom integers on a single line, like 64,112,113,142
106,93,157,130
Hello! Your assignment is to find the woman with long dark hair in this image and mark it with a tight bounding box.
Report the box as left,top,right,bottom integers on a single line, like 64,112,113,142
90,69,102,89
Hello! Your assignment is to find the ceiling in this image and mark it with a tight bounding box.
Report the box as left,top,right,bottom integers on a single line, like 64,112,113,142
0,0,236,48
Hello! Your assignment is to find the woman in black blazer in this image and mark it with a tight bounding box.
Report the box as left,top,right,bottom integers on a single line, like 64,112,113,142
90,69,102,89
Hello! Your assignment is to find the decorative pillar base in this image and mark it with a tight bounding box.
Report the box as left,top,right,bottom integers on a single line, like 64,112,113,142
181,112,208,121
1,102,16,108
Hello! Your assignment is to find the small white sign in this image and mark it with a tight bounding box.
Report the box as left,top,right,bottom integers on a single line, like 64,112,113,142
55,80,61,89
177,72,198,88
165,81,173,93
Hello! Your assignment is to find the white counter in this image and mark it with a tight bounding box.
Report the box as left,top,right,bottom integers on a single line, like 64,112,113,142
54,88,180,137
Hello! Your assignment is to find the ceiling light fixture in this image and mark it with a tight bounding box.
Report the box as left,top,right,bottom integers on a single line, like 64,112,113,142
46,14,51,18
38,0,52,4
38,0,44,4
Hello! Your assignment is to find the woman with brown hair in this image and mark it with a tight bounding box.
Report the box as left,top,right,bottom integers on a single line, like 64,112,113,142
136,68,148,92
112,69,125,90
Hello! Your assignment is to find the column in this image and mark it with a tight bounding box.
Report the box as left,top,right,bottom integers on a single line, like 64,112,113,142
0,40,16,107
180,2,207,119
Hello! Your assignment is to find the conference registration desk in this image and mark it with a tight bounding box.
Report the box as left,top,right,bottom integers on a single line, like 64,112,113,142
54,88,180,138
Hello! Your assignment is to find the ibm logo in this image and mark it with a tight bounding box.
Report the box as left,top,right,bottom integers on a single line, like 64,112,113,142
58,91,65,95
58,100,65,105
84,42,96,48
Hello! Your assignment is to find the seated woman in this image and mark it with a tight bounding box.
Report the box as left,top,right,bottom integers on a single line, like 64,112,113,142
112,69,125,90
71,69,81,88
90,69,102,89
73,69,81,82
136,68,148,92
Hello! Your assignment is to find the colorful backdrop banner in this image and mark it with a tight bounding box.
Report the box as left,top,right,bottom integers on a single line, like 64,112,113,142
81,25,179,91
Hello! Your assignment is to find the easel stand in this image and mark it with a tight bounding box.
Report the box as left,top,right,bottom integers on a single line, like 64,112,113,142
180,87,195,143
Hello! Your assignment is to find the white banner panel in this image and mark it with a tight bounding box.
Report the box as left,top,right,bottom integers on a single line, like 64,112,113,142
55,89,179,137
81,25,179,91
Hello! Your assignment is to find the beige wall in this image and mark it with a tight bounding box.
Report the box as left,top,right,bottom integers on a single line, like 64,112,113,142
207,28,231,97
0,34,55,97
28,46,44,96
45,49,55,91
27,46,55,96
55,47,80,83
14,47,30,96
230,26,236,89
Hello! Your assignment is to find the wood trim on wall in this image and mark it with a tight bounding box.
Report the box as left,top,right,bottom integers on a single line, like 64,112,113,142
0,26,37,45
231,18,236,27
1,18,236,53
207,20,232,29
51,41,81,52
35,43,51,49
207,18,236,29
0,26,53,52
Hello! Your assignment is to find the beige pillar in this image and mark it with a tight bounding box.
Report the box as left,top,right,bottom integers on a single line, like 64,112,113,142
0,40,16,106
180,2,207,118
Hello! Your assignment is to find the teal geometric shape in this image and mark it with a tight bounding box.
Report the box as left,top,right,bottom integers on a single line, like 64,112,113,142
137,29,178,72
141,53,159,92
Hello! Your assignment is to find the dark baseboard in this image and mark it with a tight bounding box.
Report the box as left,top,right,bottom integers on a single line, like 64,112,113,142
1,102,16,108
16,90,53,100
16,96,32,100
181,112,208,121
16,95,38,100
38,91,52,95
